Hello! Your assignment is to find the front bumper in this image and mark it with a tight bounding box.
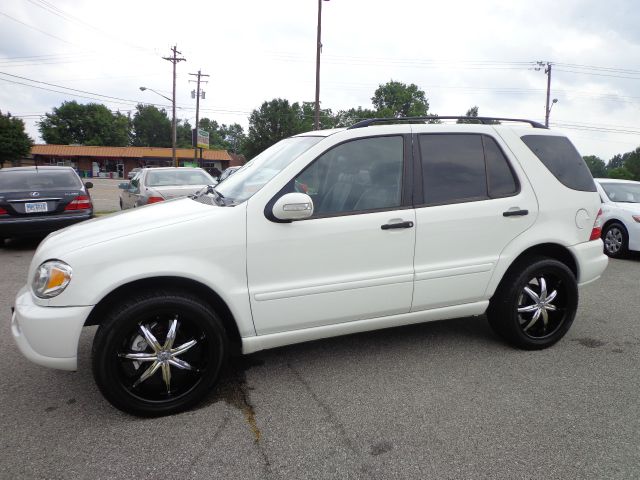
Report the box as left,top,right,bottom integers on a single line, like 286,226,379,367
11,286,92,371
569,239,609,286
0,212,92,237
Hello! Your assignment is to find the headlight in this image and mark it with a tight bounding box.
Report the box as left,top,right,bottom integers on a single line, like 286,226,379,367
32,260,73,298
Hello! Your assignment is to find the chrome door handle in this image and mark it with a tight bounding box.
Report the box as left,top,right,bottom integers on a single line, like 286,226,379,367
381,221,414,230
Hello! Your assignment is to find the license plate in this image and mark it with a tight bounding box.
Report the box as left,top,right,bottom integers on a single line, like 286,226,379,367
25,202,48,213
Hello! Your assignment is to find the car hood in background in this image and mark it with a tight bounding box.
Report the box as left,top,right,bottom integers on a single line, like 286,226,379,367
607,202,640,215
37,198,218,257
151,184,210,200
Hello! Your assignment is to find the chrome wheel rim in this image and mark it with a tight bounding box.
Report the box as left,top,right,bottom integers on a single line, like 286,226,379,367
516,274,567,339
604,227,623,254
117,313,210,402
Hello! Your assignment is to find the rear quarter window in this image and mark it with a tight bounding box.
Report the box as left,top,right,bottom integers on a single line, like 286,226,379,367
521,135,596,192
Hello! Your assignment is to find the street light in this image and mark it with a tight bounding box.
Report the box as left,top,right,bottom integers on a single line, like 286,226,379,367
548,98,558,121
140,86,178,167
314,0,330,130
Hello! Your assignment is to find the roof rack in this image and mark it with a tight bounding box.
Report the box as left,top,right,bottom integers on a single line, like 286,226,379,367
347,116,547,130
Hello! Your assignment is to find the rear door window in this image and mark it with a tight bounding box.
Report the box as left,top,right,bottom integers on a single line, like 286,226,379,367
521,135,596,192
418,134,518,205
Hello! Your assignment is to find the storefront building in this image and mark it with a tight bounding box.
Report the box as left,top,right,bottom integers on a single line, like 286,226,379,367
28,145,234,179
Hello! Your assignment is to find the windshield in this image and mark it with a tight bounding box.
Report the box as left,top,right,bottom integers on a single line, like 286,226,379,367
215,136,323,204
0,169,81,191
146,169,214,187
600,182,640,203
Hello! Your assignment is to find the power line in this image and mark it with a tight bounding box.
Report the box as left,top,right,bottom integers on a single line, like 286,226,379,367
23,0,156,55
0,9,75,45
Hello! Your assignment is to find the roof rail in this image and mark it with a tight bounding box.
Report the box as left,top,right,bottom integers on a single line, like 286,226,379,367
347,116,547,130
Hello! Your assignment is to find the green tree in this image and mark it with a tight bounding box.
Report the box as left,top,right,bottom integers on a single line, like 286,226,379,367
0,111,33,168
244,98,308,159
371,80,430,118
457,106,480,124
607,154,625,172
219,123,247,153
608,167,635,180
176,119,193,149
583,155,607,178
333,107,377,127
622,147,640,180
132,104,171,147
38,101,130,146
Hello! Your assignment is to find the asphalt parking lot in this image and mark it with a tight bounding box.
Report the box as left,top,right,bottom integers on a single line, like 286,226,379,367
1,240,639,480
89,178,122,213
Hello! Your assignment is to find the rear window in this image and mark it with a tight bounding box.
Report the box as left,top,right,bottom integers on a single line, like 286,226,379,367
521,135,596,192
0,169,81,191
146,169,214,187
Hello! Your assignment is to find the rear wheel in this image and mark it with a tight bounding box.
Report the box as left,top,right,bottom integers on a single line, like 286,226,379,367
92,291,227,416
488,257,578,350
602,222,628,258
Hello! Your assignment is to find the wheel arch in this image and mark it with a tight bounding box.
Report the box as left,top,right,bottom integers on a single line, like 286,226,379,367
509,243,578,277
489,242,578,300
84,276,242,354
602,218,628,234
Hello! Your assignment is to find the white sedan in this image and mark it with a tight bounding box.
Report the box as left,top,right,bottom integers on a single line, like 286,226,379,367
595,178,640,257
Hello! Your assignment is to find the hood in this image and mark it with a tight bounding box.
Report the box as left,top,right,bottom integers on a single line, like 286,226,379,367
38,197,217,257
613,202,640,214
150,184,209,200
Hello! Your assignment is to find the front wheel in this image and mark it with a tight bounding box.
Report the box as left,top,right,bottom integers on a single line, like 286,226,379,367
92,291,228,416
602,222,628,258
488,257,578,350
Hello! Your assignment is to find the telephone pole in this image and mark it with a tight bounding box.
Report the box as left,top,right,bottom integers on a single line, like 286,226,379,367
163,45,186,167
189,70,209,166
537,61,553,127
314,0,330,130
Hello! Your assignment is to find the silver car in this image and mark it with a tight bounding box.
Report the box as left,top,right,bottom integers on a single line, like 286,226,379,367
118,167,216,209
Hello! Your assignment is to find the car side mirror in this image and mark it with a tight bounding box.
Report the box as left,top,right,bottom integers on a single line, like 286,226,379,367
272,193,314,221
118,182,129,189
84,181,93,189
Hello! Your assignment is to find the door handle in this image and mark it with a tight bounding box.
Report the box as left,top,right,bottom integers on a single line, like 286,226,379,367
503,209,529,217
381,221,414,230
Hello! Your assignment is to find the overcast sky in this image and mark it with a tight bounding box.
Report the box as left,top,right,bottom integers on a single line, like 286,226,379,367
1,0,639,160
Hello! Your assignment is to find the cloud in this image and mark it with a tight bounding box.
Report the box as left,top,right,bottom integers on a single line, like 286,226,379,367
1,0,639,160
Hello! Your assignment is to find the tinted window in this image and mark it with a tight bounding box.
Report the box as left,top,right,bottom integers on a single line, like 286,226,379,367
294,136,404,216
420,134,487,204
484,136,517,197
0,169,81,192
521,135,596,192
146,169,213,187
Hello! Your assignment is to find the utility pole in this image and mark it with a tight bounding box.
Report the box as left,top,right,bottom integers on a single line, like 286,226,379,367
314,0,330,130
163,45,186,167
536,61,553,127
189,70,209,166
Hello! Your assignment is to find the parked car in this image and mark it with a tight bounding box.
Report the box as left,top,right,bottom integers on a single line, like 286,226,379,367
118,167,216,209
594,178,640,257
218,166,240,183
127,167,141,180
0,166,93,245
11,117,608,416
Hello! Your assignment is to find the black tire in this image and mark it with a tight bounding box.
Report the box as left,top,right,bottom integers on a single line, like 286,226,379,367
487,257,578,350
602,222,628,258
92,291,228,416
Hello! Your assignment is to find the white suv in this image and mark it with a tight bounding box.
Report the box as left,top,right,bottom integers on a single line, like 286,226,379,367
11,117,608,416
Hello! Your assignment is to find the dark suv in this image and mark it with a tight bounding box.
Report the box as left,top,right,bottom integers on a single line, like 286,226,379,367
0,166,93,244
